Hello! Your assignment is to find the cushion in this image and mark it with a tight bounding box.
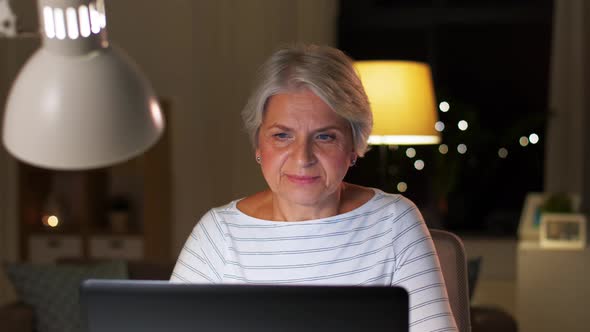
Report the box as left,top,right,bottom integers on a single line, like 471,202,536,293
0,265,19,306
4,260,128,332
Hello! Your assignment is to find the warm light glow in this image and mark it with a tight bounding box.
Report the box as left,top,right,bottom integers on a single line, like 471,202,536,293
458,120,469,131
42,215,59,227
519,136,529,147
414,159,425,170
66,7,79,39
439,144,448,154
435,121,445,132
397,182,408,193
439,101,450,112
355,61,441,145
405,147,416,158
53,8,66,40
79,6,91,37
43,6,55,38
368,135,440,145
529,133,539,144
47,216,59,227
498,148,508,159
457,144,467,154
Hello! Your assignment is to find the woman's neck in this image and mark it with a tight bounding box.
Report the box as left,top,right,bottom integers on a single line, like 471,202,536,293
270,184,345,222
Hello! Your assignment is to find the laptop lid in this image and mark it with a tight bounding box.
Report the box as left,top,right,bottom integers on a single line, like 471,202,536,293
80,279,409,332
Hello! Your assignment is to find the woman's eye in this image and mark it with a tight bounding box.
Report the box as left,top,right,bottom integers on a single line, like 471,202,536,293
316,134,335,141
273,133,290,139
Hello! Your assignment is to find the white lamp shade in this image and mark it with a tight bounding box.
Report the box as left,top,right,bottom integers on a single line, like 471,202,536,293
355,60,441,145
3,46,164,169
2,0,164,170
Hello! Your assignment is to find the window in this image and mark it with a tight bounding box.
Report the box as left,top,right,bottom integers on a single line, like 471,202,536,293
340,0,553,236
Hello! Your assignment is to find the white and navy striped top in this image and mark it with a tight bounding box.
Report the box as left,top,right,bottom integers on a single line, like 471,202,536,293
171,188,457,331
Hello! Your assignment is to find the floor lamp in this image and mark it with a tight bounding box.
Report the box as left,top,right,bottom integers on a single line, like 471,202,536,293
354,60,441,189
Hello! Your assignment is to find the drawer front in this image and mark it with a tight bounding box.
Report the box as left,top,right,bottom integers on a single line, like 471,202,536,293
29,235,83,263
90,236,143,260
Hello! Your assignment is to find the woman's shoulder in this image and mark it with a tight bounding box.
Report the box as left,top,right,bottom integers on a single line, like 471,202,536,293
349,187,421,222
194,199,243,227
345,185,413,206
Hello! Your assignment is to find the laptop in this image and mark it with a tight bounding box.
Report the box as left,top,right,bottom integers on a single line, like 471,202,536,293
80,279,409,332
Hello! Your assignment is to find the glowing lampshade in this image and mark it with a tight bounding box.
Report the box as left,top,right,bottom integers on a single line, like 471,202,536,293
2,0,164,170
355,61,440,145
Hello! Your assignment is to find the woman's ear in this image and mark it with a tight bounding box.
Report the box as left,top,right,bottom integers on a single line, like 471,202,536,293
350,151,357,166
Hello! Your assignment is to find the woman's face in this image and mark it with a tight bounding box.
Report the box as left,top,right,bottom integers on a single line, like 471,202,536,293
256,89,356,208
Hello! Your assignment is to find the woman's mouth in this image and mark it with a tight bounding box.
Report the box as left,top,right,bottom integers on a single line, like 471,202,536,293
285,174,321,184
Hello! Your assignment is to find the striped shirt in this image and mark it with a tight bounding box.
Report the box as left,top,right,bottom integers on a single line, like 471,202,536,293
171,188,457,332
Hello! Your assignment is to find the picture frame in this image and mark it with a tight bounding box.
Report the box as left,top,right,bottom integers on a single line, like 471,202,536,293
539,213,586,250
517,192,580,242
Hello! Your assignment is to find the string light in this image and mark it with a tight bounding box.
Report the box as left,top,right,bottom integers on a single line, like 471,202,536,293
397,182,408,193
410,97,543,178
457,144,467,154
414,159,425,170
458,120,468,131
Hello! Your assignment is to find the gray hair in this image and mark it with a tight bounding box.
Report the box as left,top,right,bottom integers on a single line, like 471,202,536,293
241,44,373,157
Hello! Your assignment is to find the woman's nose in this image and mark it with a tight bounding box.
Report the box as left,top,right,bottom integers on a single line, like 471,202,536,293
293,138,317,167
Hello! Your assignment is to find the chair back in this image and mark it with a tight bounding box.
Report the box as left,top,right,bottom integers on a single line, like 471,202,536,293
430,229,472,332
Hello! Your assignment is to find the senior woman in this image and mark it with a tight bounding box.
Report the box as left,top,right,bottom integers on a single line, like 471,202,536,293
171,44,457,331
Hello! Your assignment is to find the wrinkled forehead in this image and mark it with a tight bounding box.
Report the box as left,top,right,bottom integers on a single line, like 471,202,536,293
261,90,352,133
262,85,337,119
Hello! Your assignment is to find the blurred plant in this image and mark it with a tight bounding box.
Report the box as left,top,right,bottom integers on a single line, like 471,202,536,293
540,193,574,213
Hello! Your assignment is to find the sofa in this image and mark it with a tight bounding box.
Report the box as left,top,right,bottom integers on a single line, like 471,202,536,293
0,260,175,332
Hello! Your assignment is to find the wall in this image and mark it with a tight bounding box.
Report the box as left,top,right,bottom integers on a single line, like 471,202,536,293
545,0,590,231
0,0,338,261
0,0,38,261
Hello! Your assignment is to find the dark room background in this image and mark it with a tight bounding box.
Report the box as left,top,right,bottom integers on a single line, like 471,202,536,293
339,0,554,236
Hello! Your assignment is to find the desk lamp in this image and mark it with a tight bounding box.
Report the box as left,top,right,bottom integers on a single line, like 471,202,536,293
2,0,164,170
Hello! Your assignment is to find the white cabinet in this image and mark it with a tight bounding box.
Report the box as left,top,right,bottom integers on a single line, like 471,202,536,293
517,241,590,332
29,235,83,263
89,235,143,260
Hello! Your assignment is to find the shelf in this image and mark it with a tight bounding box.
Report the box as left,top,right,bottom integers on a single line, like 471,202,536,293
17,99,173,263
